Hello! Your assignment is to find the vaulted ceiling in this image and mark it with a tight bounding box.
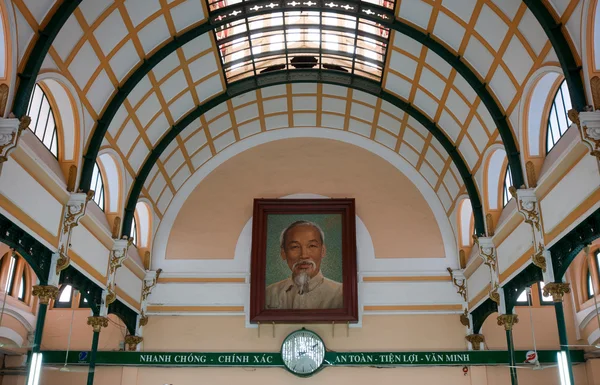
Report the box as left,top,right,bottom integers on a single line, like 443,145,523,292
10,0,586,255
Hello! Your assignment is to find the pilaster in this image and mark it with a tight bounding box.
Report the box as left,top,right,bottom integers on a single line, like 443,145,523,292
135,268,162,351
569,109,600,161
474,236,501,307
0,115,29,168
510,188,553,282
105,238,133,306
448,268,477,350
48,192,94,287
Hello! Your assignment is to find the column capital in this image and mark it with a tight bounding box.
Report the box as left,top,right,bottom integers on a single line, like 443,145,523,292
460,309,470,328
473,236,497,271
447,268,467,302
87,316,109,333
139,310,148,327
32,285,59,305
109,238,132,276
0,116,28,163
56,191,95,274
124,335,143,351
105,288,116,306
465,334,485,351
497,314,519,331
569,109,600,159
510,188,546,272
542,282,570,302
142,268,162,302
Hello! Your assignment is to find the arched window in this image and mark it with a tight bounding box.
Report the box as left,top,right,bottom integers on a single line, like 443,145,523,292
91,162,105,211
546,80,572,153
588,270,594,299
130,217,137,246
26,84,58,157
2,252,28,303
54,285,73,308
502,165,513,207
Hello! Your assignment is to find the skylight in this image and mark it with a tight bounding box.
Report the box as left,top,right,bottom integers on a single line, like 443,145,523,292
209,0,394,83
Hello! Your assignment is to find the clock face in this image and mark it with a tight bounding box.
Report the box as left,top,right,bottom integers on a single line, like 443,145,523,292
281,329,326,377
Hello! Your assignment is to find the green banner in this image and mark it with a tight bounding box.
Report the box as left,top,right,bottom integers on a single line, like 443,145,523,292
40,350,584,367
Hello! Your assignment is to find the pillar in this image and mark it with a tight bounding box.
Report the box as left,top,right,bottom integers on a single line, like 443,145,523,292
497,314,519,385
26,285,59,384
544,282,574,384
86,315,108,385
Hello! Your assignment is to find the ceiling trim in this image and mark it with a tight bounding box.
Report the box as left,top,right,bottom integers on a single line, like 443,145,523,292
11,0,83,118
522,0,587,112
77,6,527,205
120,70,485,239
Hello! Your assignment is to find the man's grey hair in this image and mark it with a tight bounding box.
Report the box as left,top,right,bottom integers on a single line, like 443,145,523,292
279,221,325,249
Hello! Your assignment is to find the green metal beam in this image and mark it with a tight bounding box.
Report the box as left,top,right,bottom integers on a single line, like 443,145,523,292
119,70,485,238
523,0,587,111
11,0,83,118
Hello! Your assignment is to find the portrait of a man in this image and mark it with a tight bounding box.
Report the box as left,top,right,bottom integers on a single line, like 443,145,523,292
265,220,343,310
249,198,357,323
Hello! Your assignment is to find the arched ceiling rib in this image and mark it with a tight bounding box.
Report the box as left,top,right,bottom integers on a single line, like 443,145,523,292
12,0,82,117
8,0,587,241
120,74,483,237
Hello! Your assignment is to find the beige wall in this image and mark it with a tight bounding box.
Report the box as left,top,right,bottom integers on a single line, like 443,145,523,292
167,138,445,261
31,312,597,384
41,310,125,351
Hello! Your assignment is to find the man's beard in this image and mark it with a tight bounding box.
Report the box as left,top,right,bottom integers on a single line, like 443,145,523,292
292,260,316,295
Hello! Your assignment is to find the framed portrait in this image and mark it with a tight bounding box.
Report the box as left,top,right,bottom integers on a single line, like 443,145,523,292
249,198,358,323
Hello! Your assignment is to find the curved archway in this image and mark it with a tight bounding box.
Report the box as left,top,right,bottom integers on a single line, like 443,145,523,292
457,199,473,249
97,151,123,214
77,11,526,200
153,131,459,269
483,148,508,213
36,72,84,168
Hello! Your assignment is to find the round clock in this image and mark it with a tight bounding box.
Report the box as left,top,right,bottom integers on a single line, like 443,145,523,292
281,329,326,377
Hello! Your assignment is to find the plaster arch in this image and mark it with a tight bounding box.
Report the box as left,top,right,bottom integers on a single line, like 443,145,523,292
581,0,597,103
36,72,85,179
97,150,124,215
0,0,16,116
481,144,508,213
153,129,458,273
517,66,563,164
0,326,23,347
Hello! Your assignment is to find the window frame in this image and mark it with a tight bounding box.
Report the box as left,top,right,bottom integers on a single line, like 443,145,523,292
588,269,595,300
17,270,26,302
4,253,16,294
54,284,73,308
502,165,513,208
90,162,106,211
515,288,530,305
545,79,572,154
130,216,137,246
26,84,59,158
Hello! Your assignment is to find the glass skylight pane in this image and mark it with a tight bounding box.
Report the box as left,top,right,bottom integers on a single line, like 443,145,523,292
211,1,392,83
589,273,595,297
516,290,527,302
